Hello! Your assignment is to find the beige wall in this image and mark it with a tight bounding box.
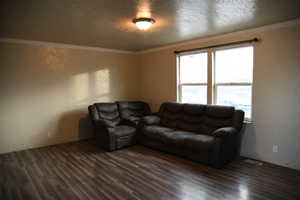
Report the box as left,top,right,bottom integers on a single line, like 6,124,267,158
1,24,300,170
139,25,300,170
0,42,138,153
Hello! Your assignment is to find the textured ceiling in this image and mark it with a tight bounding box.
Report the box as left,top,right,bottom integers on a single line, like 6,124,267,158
1,0,300,51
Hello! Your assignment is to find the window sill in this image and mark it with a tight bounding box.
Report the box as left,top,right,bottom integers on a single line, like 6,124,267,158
243,119,253,124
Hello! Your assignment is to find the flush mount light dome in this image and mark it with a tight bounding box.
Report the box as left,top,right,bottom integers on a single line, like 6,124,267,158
133,17,155,30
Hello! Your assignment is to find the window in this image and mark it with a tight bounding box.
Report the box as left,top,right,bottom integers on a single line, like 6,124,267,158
177,52,208,104
214,46,253,119
177,45,254,120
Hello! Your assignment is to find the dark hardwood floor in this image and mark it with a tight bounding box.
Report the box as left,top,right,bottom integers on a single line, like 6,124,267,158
1,140,300,200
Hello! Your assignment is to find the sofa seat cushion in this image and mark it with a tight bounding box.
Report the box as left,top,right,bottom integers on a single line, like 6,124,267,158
142,125,174,141
183,134,215,150
108,125,136,137
166,130,214,150
166,131,196,146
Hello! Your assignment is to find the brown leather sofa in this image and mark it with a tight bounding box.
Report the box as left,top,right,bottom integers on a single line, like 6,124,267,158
88,101,151,151
139,102,244,168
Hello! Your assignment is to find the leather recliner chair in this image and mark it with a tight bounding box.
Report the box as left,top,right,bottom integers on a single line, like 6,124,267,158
88,101,151,151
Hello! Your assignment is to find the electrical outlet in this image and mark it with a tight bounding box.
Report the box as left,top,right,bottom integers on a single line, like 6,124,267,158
273,145,278,153
47,132,52,137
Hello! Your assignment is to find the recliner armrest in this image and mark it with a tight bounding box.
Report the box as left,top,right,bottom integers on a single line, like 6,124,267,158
141,115,161,125
212,127,238,138
120,116,140,126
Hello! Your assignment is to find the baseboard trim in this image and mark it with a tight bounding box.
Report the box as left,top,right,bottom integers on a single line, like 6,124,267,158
0,137,93,155
241,154,300,171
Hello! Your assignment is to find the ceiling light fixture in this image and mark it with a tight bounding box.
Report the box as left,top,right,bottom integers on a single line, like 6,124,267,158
133,17,155,30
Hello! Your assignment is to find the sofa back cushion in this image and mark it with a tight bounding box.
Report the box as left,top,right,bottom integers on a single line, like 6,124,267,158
94,103,120,127
177,104,206,133
158,102,236,135
201,105,234,135
159,102,183,128
117,101,151,119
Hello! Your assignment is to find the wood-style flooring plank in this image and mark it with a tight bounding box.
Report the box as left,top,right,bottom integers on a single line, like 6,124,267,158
1,140,300,200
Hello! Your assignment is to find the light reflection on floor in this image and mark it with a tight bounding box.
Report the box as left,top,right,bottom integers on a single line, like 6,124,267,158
178,179,249,200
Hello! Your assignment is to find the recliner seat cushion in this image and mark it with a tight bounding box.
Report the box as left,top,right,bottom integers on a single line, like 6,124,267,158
108,125,136,137
110,126,136,150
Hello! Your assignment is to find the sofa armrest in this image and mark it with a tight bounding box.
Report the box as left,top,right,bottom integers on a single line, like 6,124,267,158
141,115,161,125
211,127,239,168
212,127,238,138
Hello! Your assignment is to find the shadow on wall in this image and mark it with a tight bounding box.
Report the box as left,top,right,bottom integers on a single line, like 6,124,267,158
79,114,94,140
240,122,259,159
52,109,94,144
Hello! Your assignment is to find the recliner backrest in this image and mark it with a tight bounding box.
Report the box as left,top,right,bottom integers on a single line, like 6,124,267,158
94,103,121,127
117,101,151,119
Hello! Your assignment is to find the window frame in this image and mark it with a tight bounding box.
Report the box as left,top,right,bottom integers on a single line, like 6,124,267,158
176,44,254,121
177,51,209,103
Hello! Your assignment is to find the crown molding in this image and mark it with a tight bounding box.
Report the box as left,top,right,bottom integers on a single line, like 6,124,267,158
136,18,300,54
0,38,135,54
